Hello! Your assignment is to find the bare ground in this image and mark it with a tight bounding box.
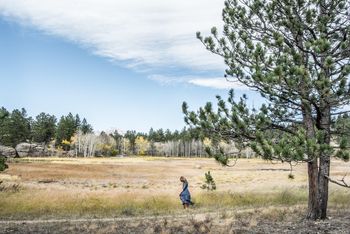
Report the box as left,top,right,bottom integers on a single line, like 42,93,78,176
0,208,349,234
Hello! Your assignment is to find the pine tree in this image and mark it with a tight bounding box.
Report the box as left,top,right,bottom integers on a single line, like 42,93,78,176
80,118,93,134
201,171,217,191
110,130,123,154
55,113,79,149
124,130,137,154
184,0,350,220
0,108,31,147
0,109,9,171
0,157,7,171
32,112,57,144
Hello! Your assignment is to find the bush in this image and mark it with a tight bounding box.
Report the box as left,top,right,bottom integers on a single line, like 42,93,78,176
0,157,8,171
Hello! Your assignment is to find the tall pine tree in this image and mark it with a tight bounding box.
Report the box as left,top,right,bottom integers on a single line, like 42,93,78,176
184,0,350,220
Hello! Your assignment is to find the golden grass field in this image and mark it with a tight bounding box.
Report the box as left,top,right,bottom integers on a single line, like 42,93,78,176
0,156,350,220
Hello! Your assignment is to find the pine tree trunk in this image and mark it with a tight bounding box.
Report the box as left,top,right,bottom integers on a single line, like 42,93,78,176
317,105,331,219
307,158,320,220
303,104,320,220
318,154,330,219
316,2,331,220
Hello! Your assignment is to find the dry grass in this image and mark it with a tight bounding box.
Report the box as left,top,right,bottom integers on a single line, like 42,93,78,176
0,157,349,220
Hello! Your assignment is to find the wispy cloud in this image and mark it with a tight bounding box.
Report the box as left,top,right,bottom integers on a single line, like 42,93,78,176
188,77,245,90
148,74,189,85
148,75,246,90
0,0,225,72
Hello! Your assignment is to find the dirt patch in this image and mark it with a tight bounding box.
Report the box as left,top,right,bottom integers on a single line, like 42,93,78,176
0,209,349,234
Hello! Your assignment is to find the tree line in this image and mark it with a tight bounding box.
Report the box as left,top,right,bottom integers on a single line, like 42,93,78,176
0,107,93,149
0,106,240,157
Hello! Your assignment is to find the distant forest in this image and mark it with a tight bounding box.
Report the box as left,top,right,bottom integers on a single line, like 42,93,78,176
1,107,349,158
0,107,223,157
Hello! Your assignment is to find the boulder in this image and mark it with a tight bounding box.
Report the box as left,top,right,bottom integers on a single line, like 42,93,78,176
15,143,47,157
15,143,31,157
67,150,76,157
0,145,16,158
30,144,46,157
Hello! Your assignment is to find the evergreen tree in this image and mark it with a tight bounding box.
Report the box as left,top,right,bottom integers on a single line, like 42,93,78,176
80,118,93,134
0,109,9,171
124,130,137,154
148,128,155,141
165,129,173,141
157,129,165,142
184,0,350,220
201,171,216,191
0,107,10,146
110,130,123,154
55,113,79,149
32,112,57,144
0,157,7,171
75,114,81,129
0,108,31,147
334,114,350,158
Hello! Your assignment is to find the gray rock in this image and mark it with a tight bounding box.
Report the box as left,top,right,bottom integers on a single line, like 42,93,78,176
15,143,32,157
67,150,76,157
15,143,47,157
52,150,67,157
30,144,46,157
0,145,17,158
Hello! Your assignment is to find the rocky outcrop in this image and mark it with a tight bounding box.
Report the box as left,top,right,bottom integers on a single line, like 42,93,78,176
0,145,16,158
15,143,47,157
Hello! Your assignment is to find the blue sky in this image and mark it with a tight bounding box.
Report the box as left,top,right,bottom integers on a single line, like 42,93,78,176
0,1,259,133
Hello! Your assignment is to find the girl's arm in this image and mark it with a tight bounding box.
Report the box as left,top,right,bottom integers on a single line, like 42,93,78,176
182,182,188,192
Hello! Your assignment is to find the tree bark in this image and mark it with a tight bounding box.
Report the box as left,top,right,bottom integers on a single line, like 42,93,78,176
318,153,330,219
317,1,331,219
302,104,320,220
317,104,331,219
307,158,320,219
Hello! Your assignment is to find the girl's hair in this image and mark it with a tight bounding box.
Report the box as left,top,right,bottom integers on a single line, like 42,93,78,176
180,176,187,182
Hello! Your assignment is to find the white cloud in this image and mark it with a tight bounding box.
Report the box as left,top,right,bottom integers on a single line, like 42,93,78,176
0,0,225,71
188,77,245,90
148,75,246,90
148,74,189,85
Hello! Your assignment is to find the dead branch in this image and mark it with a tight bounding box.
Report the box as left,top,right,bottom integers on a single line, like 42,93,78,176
324,174,350,188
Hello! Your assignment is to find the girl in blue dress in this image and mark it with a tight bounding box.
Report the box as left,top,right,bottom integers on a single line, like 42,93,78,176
179,176,193,208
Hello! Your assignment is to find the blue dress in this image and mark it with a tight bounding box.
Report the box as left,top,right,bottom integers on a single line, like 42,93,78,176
180,181,192,205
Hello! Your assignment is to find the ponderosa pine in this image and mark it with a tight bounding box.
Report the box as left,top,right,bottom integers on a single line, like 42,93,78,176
183,0,350,220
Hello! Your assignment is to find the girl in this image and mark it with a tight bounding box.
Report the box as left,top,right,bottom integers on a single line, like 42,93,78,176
179,176,193,209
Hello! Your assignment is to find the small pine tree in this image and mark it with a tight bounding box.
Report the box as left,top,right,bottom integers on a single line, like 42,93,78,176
0,157,8,172
201,171,216,191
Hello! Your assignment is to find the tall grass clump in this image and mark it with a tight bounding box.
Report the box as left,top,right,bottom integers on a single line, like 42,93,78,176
0,190,181,220
194,189,307,209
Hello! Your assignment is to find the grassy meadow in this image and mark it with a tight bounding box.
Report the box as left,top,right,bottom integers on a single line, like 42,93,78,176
0,157,350,220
